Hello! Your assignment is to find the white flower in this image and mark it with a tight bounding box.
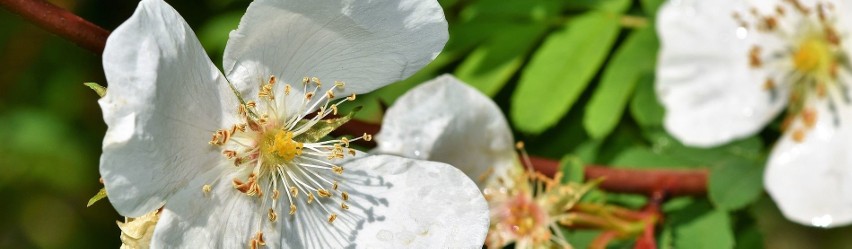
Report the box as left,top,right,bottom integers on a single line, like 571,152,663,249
376,75,590,248
657,0,852,227
99,0,489,247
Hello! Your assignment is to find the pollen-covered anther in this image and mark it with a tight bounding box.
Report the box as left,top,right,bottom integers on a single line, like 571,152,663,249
271,189,280,200
222,150,237,159
305,92,314,101
307,192,315,204
792,128,807,142
249,232,266,249
202,184,212,194
341,191,350,201
332,181,339,190
290,186,299,197
311,77,321,86
362,133,372,141
326,89,335,99
802,108,818,128
209,129,230,145
346,93,356,101
268,208,278,222
763,78,776,90
283,84,292,95
328,213,338,223
289,204,297,215
341,202,349,210
318,189,332,198
332,166,344,175
749,46,763,68
334,81,345,88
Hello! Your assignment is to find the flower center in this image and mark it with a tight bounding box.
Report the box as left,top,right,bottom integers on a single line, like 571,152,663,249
504,194,546,237
205,75,369,248
793,38,832,74
735,0,851,142
260,130,303,165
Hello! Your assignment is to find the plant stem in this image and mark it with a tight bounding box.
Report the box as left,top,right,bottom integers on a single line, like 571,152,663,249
0,0,109,53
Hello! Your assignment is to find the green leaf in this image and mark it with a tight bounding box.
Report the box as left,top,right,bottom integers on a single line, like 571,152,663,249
669,201,735,249
609,147,693,168
559,155,585,183
630,74,664,127
455,23,548,96
83,82,106,97
565,0,632,13
461,0,564,21
511,12,620,134
640,0,666,17
584,27,659,139
87,188,107,207
295,106,361,143
709,159,764,211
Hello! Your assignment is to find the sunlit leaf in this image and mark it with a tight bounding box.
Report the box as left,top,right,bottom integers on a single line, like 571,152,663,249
584,27,658,139
565,0,631,13
461,0,564,21
511,11,620,134
83,82,106,98
87,188,107,207
709,159,764,211
455,23,548,96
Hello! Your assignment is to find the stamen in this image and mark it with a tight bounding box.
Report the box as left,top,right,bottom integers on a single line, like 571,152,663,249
328,213,338,223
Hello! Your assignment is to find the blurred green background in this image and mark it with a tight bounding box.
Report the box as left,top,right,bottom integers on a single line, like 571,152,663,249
1,0,852,248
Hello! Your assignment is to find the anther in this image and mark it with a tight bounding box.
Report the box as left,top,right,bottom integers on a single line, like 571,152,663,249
318,189,332,198
326,89,335,99
284,84,292,95
289,204,297,215
272,189,280,200
332,181,339,190
311,77,321,86
268,208,278,222
328,213,338,223
362,133,372,141
341,192,349,201
302,77,310,85
223,150,237,159
347,93,357,101
332,166,344,175
307,192,315,204
341,202,349,210
290,186,299,197
306,92,314,101
749,46,762,68
334,81,345,88
202,184,212,194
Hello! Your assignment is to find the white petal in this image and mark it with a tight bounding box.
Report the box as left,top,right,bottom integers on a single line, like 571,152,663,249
99,0,236,217
151,170,264,248
375,75,516,189
284,155,488,248
765,98,852,228
656,0,787,147
223,0,448,98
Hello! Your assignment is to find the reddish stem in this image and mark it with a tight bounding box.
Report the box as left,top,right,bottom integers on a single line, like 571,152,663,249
0,0,109,53
530,157,707,196
634,191,664,249
590,231,619,249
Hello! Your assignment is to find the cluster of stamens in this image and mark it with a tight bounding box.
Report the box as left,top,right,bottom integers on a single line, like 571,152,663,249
206,75,371,248
482,142,585,248
734,0,851,142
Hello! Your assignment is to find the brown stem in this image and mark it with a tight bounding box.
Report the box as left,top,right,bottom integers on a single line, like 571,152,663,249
0,0,109,53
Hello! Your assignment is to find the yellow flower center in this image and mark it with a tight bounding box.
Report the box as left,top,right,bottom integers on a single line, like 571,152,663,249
260,129,303,164
793,38,832,75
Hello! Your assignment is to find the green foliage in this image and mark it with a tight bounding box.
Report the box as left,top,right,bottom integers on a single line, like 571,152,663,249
511,11,620,134
584,27,658,139
667,200,735,249
709,160,764,211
